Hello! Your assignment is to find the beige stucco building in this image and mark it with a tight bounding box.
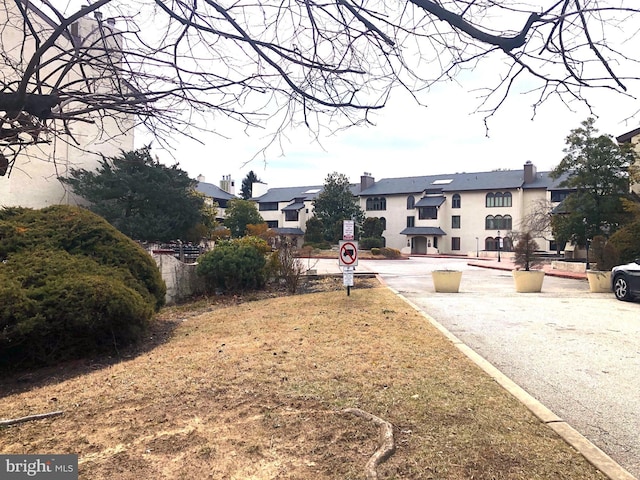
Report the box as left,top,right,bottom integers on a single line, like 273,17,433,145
616,127,640,194
252,162,572,256
0,2,134,208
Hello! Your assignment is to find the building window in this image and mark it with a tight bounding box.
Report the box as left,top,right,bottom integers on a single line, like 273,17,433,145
452,194,461,208
266,220,278,228
380,217,386,231
366,197,387,211
284,210,299,222
485,214,512,230
407,195,415,209
551,190,571,202
452,215,461,229
485,237,497,251
485,192,512,207
407,216,415,228
259,202,278,211
451,237,461,251
418,206,437,220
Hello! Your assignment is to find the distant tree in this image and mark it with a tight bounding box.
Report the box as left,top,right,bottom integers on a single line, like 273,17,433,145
550,118,637,246
304,217,325,245
61,146,214,242
224,199,264,238
241,171,263,200
312,172,365,243
362,217,384,238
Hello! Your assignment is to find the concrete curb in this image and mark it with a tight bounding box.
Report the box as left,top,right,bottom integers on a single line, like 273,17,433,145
380,278,637,480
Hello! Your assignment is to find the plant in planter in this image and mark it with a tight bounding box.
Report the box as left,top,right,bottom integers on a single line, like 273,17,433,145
512,231,545,292
586,235,619,292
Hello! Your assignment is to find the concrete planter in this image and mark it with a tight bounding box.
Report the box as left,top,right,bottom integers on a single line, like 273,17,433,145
432,270,462,293
586,270,612,293
512,270,545,293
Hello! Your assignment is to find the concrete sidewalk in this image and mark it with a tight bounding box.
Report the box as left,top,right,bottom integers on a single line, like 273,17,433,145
466,258,588,280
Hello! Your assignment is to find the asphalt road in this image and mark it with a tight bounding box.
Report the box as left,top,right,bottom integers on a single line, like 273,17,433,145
354,257,640,479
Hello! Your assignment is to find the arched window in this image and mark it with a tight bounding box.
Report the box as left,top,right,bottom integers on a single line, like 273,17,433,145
485,237,497,251
485,193,495,207
504,192,512,207
486,192,512,208
366,197,386,211
485,215,495,230
452,193,461,208
503,214,512,230
407,195,415,209
502,237,513,252
379,217,386,231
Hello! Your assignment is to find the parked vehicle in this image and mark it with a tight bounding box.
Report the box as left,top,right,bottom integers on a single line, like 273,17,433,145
611,260,640,301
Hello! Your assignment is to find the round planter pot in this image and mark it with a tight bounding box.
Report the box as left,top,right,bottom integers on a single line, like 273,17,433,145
586,270,612,293
432,270,462,293
512,270,545,293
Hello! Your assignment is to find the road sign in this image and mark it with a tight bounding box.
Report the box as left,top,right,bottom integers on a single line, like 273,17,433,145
343,266,354,287
339,240,358,266
343,220,355,240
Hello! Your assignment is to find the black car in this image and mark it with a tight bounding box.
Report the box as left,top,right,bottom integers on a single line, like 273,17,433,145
611,259,640,301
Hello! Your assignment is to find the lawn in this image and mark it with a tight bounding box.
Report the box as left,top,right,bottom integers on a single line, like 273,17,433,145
0,279,605,479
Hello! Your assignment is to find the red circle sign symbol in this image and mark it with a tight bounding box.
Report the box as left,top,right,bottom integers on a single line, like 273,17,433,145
340,242,357,265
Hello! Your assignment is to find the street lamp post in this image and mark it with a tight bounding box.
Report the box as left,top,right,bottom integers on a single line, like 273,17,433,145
475,237,479,257
497,230,501,262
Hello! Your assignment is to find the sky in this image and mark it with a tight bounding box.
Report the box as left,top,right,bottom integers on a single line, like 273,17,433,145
149,82,640,191
55,1,640,191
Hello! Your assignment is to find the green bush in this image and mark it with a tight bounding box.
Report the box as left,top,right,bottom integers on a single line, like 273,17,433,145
608,220,640,263
0,205,165,368
302,241,332,250
196,239,267,292
360,237,384,250
380,247,402,259
371,247,381,256
0,205,165,309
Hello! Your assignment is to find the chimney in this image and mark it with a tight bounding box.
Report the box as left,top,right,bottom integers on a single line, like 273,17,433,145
196,174,205,183
360,172,375,191
252,181,268,198
220,175,236,195
523,161,537,184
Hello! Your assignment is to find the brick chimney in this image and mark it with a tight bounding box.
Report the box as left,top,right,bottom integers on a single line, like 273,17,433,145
523,161,537,184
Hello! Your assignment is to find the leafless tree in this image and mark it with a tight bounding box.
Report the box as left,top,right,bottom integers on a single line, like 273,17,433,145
1,0,639,175
519,198,555,239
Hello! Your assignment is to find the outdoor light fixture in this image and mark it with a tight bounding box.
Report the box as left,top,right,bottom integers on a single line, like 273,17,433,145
497,230,501,262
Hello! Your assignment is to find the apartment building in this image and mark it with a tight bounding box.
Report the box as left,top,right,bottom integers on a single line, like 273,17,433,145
252,162,572,255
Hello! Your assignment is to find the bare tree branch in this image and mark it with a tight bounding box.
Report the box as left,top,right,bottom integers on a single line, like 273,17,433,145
0,0,638,176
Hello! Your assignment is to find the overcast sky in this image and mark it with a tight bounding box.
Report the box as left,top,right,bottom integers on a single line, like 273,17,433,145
148,80,639,191
56,1,640,190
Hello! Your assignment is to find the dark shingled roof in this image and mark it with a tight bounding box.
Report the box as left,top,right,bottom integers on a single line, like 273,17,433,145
272,228,305,235
359,170,567,195
281,202,305,211
195,181,236,201
400,227,447,236
415,196,446,207
253,184,361,203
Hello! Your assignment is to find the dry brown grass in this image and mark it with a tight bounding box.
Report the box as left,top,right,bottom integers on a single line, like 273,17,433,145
1,278,605,479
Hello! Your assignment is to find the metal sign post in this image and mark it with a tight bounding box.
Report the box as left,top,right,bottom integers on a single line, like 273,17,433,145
339,240,358,296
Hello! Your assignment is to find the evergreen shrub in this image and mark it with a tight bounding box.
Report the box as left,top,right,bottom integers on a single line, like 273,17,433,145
380,247,402,259
0,206,165,368
359,237,384,250
196,239,267,292
608,221,640,264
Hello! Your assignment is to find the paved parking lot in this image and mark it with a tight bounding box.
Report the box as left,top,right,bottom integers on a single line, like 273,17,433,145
340,257,640,478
